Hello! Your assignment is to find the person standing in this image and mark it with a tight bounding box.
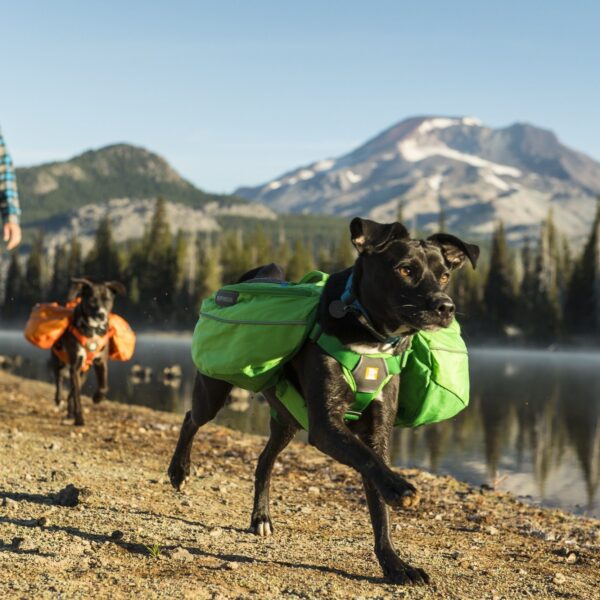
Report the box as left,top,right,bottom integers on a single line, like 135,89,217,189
0,126,22,250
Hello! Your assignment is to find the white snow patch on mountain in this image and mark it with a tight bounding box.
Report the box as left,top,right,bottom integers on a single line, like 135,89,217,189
417,116,482,135
346,170,362,184
313,159,336,172
298,169,315,181
428,174,443,191
482,171,510,191
399,137,522,177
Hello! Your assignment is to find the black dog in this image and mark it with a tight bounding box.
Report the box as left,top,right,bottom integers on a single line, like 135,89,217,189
168,218,479,584
51,278,126,426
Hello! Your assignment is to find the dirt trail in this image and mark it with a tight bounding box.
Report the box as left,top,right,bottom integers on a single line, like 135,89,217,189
0,371,599,599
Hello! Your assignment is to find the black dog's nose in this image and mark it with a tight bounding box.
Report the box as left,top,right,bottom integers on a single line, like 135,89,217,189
430,295,455,317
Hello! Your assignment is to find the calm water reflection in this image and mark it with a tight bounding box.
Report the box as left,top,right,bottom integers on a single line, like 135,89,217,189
1,331,598,517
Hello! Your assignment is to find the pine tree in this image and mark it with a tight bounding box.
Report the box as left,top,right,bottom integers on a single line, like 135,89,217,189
2,252,23,319
220,230,252,284
396,199,405,223
483,222,516,334
286,239,314,281
137,197,176,319
84,216,121,281
450,266,483,330
66,236,83,280
20,231,45,309
566,201,600,335
557,235,573,305
330,231,355,272
519,239,536,331
275,236,291,274
195,240,222,302
438,202,447,232
49,244,69,302
248,227,272,266
530,213,561,340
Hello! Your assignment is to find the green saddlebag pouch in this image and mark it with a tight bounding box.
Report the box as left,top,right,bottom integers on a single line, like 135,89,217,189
191,272,328,392
395,318,469,427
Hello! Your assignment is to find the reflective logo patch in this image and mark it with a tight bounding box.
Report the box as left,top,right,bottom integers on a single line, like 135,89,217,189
364,366,379,381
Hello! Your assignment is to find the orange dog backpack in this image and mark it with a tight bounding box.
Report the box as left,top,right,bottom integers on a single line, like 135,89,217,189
24,303,74,349
108,314,136,361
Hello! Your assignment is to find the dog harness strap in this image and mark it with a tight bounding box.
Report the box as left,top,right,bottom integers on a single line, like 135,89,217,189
315,332,404,422
67,325,113,369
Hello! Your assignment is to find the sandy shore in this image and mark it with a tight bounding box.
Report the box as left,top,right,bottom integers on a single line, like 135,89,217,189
0,370,599,599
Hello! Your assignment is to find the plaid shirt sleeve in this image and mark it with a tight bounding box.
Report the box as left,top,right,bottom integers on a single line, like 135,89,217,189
0,130,21,225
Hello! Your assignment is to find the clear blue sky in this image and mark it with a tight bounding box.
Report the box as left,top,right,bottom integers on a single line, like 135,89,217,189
2,0,599,193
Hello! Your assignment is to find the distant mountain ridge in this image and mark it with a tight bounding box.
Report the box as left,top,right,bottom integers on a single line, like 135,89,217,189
17,143,244,226
235,116,600,243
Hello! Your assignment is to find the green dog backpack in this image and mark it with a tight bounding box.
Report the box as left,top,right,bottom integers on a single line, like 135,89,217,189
191,271,470,428
191,272,329,392
395,319,470,427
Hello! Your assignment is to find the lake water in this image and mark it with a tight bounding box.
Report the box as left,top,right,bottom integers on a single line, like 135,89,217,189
1,330,599,518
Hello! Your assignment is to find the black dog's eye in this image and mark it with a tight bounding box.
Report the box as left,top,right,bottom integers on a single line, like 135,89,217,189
398,266,413,278
440,273,450,284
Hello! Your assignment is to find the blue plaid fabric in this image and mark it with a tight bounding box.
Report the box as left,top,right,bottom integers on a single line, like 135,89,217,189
0,127,21,224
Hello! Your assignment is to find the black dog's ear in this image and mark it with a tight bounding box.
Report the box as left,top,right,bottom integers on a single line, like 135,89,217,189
350,218,409,254
106,281,126,296
71,277,94,288
427,233,480,270
69,277,94,299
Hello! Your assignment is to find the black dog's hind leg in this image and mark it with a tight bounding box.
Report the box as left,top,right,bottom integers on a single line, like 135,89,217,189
168,373,232,490
251,415,298,536
92,359,108,403
356,408,429,585
52,356,65,407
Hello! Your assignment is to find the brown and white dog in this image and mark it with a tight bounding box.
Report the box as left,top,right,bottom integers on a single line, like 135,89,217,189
51,278,125,426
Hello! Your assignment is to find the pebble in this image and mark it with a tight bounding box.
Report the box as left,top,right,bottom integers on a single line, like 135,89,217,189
308,486,320,495
110,530,124,541
171,547,193,562
487,526,499,535
566,552,577,564
222,561,239,571
553,572,566,585
50,469,67,482
55,484,82,507
209,527,223,538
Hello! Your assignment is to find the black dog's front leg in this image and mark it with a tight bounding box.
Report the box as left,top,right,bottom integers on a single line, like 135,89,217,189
70,364,85,426
308,417,418,509
92,359,108,403
357,404,429,585
251,415,298,536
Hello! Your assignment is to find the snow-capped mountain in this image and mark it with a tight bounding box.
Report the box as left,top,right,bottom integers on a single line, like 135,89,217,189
235,116,600,242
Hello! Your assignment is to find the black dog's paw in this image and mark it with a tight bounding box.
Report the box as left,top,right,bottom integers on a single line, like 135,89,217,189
74,416,85,427
167,459,190,491
92,391,106,404
250,513,274,537
382,553,430,585
380,477,420,509
385,564,430,585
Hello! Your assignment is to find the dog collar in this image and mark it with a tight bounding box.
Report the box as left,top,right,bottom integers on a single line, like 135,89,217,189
329,272,401,347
